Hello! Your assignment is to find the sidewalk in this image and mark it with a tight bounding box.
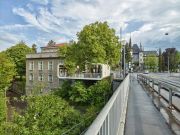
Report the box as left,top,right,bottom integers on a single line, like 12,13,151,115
125,74,174,135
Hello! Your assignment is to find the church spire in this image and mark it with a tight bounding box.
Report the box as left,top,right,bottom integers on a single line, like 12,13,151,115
128,33,132,48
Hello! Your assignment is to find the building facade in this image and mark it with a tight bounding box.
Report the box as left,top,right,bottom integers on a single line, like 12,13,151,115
132,43,158,71
26,44,65,95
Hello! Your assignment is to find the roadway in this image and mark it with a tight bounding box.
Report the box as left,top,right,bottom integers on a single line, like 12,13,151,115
125,74,175,135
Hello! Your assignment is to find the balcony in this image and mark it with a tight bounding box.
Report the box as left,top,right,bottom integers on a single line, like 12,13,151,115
58,63,111,80
58,72,103,80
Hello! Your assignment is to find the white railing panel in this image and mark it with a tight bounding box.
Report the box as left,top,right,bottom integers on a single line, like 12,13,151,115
85,75,130,135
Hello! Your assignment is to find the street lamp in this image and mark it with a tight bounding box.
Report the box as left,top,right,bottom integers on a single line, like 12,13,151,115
165,33,170,74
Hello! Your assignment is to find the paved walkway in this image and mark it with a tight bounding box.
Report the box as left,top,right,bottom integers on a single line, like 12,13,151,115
125,74,174,135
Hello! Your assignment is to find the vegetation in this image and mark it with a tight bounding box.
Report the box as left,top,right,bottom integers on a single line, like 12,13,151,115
0,52,16,134
59,22,121,74
161,48,180,72
144,54,158,72
5,41,33,78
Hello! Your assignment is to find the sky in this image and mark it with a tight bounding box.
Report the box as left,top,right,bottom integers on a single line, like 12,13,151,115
0,0,180,51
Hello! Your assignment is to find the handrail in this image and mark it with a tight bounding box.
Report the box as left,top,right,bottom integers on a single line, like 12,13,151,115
85,74,130,135
137,74,180,110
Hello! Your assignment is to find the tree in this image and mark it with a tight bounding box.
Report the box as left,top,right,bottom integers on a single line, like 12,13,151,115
8,95,82,135
32,44,37,53
47,40,56,46
162,48,179,72
0,52,16,134
5,42,32,78
144,54,158,72
59,22,121,74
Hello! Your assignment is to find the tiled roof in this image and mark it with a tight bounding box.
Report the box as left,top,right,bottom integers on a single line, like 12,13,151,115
132,44,140,53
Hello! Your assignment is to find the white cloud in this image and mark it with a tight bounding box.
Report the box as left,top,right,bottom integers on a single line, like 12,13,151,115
31,0,48,5
3,0,180,51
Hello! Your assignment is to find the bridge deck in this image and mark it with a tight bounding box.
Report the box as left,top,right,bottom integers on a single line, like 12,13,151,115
125,74,174,135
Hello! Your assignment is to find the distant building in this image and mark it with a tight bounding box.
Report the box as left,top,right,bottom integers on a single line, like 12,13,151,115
26,43,66,95
132,43,158,71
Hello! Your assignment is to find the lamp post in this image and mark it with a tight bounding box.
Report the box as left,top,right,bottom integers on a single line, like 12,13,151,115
165,33,170,74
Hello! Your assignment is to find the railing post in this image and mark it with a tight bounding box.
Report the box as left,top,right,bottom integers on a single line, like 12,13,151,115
152,80,154,90
169,89,173,109
158,82,161,97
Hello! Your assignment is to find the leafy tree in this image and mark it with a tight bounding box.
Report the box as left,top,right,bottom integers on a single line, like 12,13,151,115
8,95,82,135
144,54,158,72
5,42,32,78
32,44,37,53
0,53,16,89
162,48,180,72
59,22,121,74
69,81,88,104
0,52,16,134
47,40,56,46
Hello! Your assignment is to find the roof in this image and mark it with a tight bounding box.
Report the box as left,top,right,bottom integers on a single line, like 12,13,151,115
41,43,67,49
132,44,140,53
143,51,158,56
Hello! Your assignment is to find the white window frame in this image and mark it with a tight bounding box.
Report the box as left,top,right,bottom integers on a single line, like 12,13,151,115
48,74,53,82
38,73,43,81
38,61,43,70
29,61,34,70
29,73,34,81
48,61,53,70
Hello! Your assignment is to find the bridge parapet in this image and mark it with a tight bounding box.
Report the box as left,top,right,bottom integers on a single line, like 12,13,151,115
85,75,130,135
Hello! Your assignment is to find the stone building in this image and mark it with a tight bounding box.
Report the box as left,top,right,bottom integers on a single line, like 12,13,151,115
26,43,65,95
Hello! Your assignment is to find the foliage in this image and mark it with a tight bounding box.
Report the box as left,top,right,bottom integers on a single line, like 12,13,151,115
47,40,56,46
144,54,158,71
7,95,81,135
162,48,180,71
0,52,16,134
59,22,121,74
0,52,16,89
32,44,37,53
69,81,88,104
54,78,111,106
5,41,32,77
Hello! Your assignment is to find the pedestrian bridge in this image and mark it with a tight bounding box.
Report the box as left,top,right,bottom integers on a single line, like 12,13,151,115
85,74,180,135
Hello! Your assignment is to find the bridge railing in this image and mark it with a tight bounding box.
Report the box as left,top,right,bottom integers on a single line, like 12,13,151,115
85,74,130,135
137,74,180,110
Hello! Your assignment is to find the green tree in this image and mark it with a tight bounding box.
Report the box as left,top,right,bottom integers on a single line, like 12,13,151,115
5,41,32,78
0,52,16,134
8,95,81,135
144,54,158,72
59,22,121,74
47,40,56,46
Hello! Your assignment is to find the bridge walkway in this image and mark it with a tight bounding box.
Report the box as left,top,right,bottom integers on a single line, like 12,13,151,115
125,74,174,135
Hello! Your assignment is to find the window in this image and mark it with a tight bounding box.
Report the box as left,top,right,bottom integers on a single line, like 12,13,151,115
29,61,34,70
48,61,53,70
38,73,43,81
38,61,43,70
29,73,34,81
48,74,53,82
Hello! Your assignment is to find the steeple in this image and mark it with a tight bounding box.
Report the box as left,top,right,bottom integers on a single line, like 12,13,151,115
128,33,132,48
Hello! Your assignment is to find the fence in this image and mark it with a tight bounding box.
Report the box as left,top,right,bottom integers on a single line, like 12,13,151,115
85,74,130,135
137,74,180,110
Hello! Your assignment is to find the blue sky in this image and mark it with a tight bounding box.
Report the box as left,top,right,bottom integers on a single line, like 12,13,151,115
0,0,180,51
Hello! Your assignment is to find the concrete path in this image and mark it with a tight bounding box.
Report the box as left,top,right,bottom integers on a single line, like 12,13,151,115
125,74,174,135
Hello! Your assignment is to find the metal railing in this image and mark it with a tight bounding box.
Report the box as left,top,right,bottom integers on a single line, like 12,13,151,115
137,74,180,109
59,73,102,79
85,74,130,135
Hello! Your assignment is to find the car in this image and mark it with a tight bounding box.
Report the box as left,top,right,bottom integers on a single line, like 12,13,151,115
144,70,149,74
